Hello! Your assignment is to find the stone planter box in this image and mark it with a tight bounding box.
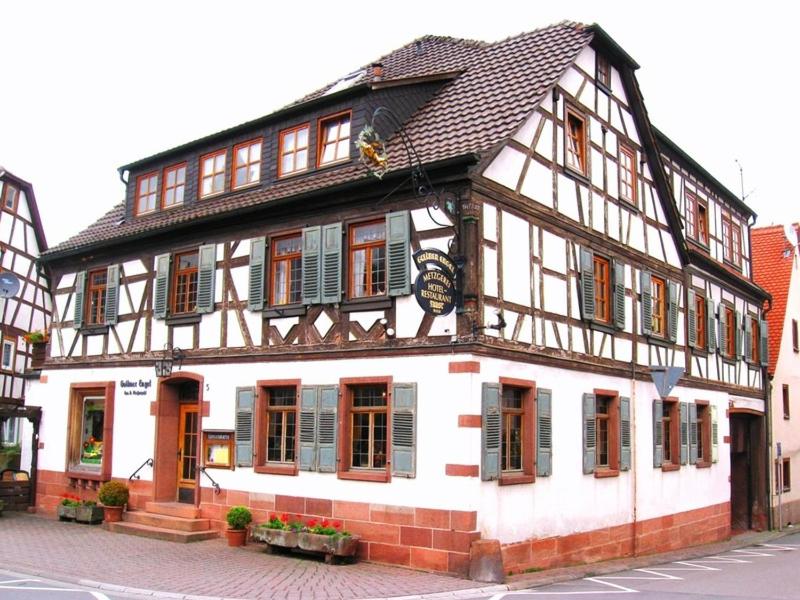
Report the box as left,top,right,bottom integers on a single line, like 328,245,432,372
57,505,77,521
75,505,104,524
252,527,359,564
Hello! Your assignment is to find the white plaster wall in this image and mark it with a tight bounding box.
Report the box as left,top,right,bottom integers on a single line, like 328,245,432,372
483,147,525,191
502,211,531,307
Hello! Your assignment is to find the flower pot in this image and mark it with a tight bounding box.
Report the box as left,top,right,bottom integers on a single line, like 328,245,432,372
76,505,105,524
252,527,299,547
297,532,360,557
226,528,247,547
102,505,124,523
57,505,77,521
30,342,47,369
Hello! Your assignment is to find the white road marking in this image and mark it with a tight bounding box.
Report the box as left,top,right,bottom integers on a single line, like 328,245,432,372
600,568,683,580
731,548,774,557
0,584,111,598
0,579,39,584
524,578,637,595
759,543,799,551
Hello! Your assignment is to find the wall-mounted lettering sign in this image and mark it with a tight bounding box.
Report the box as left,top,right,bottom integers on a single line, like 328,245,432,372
414,269,455,316
120,379,153,397
413,249,456,279
203,430,234,469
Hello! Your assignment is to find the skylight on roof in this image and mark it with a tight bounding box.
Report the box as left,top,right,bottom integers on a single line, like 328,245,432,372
324,71,362,96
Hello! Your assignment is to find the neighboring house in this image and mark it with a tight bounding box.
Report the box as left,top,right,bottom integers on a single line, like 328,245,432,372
752,224,800,527
0,168,51,473
26,22,769,577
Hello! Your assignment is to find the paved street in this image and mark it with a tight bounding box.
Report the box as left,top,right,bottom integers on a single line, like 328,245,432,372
0,571,130,600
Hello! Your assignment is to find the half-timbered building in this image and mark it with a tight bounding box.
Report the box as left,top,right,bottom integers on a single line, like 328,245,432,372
27,22,769,576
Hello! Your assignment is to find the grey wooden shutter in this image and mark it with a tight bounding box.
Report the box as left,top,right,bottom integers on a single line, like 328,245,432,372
619,396,631,471
481,383,501,481
386,211,411,297
321,223,342,304
73,271,86,329
653,399,663,468
687,289,697,348
613,260,625,329
711,405,719,464
301,226,321,304
718,306,727,356
235,387,255,467
689,402,698,465
744,316,753,362
196,244,217,314
680,402,688,465
316,385,338,472
248,237,266,312
760,320,769,367
103,265,120,325
580,248,595,322
299,386,318,471
707,299,717,353
153,253,171,319
391,382,416,477
667,281,679,343
734,310,742,358
536,388,552,477
583,393,596,474
640,271,652,336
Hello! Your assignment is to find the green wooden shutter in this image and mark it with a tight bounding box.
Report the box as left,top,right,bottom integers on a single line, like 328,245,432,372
73,271,86,330
687,289,697,349
196,244,217,314
301,226,321,305
711,405,719,464
583,393,596,474
235,387,255,467
760,320,769,367
707,299,717,353
321,223,342,304
153,253,171,319
744,316,753,362
667,281,679,343
680,402,688,465
391,382,416,478
299,386,318,471
536,388,552,477
316,385,338,472
718,306,727,356
580,248,595,322
103,265,120,325
653,399,663,468
613,260,626,330
386,211,411,296
481,383,501,481
248,237,266,312
640,271,652,336
734,310,742,358
619,396,631,471
689,402,698,465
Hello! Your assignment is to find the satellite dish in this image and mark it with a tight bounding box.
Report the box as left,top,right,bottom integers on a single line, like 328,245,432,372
0,272,20,298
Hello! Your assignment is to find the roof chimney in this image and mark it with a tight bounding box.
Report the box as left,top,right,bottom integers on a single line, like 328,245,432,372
415,40,424,54
371,62,383,79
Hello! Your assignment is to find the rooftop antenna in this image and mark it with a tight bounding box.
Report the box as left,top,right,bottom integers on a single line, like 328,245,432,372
734,159,755,202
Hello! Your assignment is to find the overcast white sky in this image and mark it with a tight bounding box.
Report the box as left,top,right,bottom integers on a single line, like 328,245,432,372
1,0,796,247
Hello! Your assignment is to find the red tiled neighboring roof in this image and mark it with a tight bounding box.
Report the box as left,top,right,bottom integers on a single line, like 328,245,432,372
751,224,799,374
44,22,592,258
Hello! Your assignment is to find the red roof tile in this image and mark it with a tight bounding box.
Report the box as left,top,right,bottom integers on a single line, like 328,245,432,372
751,224,799,374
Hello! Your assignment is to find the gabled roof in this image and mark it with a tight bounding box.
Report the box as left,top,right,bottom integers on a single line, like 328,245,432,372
752,224,799,374
44,22,593,260
0,167,48,254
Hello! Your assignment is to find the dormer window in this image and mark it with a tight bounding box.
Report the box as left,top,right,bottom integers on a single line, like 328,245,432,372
318,112,351,166
564,106,587,176
135,172,158,215
200,149,227,198
233,139,262,189
597,54,611,89
279,124,310,177
162,163,186,209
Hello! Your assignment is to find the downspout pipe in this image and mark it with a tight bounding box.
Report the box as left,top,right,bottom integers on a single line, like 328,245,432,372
762,296,773,530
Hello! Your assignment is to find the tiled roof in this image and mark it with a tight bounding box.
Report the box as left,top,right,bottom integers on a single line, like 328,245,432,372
751,224,799,375
44,22,592,258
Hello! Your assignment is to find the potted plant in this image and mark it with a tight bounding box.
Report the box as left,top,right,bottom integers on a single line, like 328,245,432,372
24,330,49,369
225,505,252,547
57,494,81,521
252,514,359,563
75,500,104,524
97,480,129,523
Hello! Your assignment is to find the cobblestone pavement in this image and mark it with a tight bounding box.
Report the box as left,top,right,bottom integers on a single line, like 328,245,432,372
0,512,486,600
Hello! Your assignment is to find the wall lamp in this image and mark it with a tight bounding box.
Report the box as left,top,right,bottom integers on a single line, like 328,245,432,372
379,318,396,338
473,310,507,336
154,345,186,378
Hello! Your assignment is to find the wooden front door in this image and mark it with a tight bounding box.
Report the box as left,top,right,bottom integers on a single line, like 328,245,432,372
177,404,199,504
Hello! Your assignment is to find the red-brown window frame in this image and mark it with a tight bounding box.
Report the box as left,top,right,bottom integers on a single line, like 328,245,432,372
695,292,707,350
317,111,352,167
2,182,19,213
270,232,303,306
596,54,611,89
793,319,799,352
594,389,620,477
593,255,611,323
564,105,587,176
348,220,387,299
499,377,535,485
651,275,667,337
338,376,392,483
1,337,15,372
697,201,709,246
783,384,790,420
724,305,736,358
777,457,791,492
278,123,310,177
722,214,742,268
750,316,760,364
254,379,301,476
65,381,115,481
618,144,637,206
661,398,680,471
161,163,187,210
85,269,107,326
171,250,198,315
232,138,262,190
695,400,711,467
199,148,227,199
135,171,159,216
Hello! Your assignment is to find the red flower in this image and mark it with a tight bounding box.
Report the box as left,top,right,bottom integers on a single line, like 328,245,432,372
333,521,342,529
321,519,329,527
280,513,289,522
307,519,318,528
295,514,302,521
269,513,277,520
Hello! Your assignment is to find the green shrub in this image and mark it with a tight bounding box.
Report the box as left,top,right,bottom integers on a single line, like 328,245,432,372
226,505,252,530
97,480,129,507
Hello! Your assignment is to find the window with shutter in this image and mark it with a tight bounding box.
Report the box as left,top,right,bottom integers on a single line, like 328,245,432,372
640,271,652,336
499,377,535,484
301,226,322,305
235,387,255,467
349,220,384,299
579,247,595,322
339,378,389,482
619,396,631,471
73,271,86,330
253,380,300,475
386,211,411,296
695,402,712,466
653,399,663,468
196,244,217,314
247,237,266,312
270,234,303,306
482,383,501,481
298,386,318,471
688,402,698,465
613,260,626,330
153,254,171,320
667,281,678,342
104,265,120,325
660,399,679,469
321,223,343,303
589,392,620,475
679,402,689,465
391,382,416,478
760,319,769,367
536,388,553,477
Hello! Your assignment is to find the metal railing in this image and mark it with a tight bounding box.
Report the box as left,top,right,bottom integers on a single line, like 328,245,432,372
198,466,221,494
128,458,153,481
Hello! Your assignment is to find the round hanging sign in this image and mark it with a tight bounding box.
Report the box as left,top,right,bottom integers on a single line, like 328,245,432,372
414,269,455,316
